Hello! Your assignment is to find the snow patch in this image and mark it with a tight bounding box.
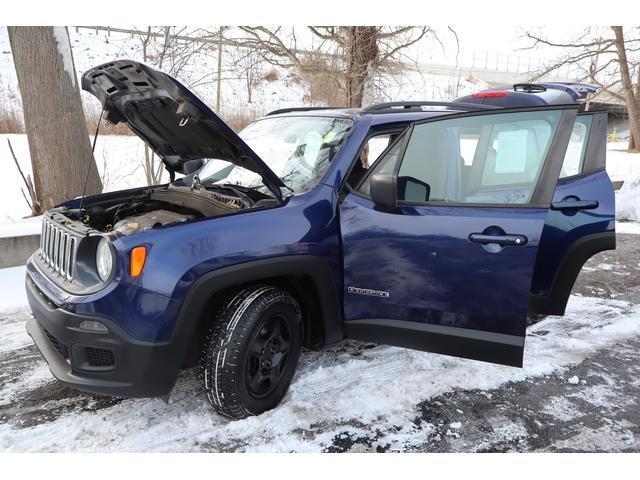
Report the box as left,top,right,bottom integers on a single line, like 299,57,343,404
616,221,640,235
616,176,640,222
0,216,41,238
52,27,76,88
0,313,32,353
541,396,581,422
0,266,27,310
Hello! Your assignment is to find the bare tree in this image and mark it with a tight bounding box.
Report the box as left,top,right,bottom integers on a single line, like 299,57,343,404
235,26,436,108
130,26,214,185
235,46,264,104
8,26,102,214
612,26,640,151
524,26,640,151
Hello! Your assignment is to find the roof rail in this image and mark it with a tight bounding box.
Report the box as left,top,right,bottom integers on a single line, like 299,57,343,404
266,106,347,116
361,101,500,113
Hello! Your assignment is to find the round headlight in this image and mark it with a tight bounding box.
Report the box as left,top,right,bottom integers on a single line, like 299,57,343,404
96,237,114,282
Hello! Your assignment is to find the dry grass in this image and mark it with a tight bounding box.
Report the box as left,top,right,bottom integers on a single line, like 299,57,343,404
296,54,347,107
223,109,263,132
262,69,279,82
0,102,263,136
0,103,135,136
85,116,134,136
302,70,346,107
0,107,24,133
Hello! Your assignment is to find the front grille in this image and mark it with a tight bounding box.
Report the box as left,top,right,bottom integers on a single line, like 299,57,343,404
40,217,76,281
43,327,69,359
85,347,116,367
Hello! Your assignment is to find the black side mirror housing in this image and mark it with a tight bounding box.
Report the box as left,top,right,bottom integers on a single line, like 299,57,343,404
369,172,397,210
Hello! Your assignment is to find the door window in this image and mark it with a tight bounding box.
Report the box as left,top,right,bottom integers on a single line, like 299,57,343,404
358,133,407,196
347,133,397,188
559,116,592,178
360,110,564,205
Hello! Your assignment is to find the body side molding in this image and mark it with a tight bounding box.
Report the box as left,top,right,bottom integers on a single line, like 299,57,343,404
344,318,525,367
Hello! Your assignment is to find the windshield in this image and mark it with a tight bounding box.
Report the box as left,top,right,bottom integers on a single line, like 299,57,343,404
194,116,353,195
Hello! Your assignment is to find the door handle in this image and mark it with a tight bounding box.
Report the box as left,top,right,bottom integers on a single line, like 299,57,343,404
550,199,599,211
468,233,528,247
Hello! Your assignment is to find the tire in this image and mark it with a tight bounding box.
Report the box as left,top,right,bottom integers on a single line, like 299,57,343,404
200,285,302,419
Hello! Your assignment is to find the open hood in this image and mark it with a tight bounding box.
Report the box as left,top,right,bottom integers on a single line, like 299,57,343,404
81,60,284,200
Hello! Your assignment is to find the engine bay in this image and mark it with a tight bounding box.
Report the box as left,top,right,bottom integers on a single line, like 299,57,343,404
56,183,278,236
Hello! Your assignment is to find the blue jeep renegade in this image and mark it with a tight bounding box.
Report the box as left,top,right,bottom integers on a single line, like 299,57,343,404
25,61,615,418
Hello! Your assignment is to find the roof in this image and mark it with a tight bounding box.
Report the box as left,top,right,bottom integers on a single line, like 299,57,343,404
263,83,599,123
263,101,486,125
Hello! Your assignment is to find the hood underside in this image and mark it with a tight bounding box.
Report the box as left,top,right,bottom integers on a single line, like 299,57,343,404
81,60,284,199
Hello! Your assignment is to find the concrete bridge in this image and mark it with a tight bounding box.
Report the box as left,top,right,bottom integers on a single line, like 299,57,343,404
416,50,604,87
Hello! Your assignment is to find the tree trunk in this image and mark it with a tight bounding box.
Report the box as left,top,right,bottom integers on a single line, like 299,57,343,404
8,26,102,211
611,26,640,152
345,26,379,108
629,68,640,150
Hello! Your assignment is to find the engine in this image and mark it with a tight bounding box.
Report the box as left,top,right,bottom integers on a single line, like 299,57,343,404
112,209,195,235
56,184,263,236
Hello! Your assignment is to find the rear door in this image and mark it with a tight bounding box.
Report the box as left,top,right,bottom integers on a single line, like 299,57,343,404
339,106,578,367
529,111,616,315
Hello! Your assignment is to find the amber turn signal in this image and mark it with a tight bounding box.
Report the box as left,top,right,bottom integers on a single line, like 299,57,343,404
130,246,147,277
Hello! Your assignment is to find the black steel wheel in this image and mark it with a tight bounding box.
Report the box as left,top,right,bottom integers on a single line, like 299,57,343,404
245,313,292,398
200,285,302,419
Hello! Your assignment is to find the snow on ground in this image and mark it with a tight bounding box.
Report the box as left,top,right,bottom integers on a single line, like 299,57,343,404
607,141,640,222
606,141,640,181
0,293,638,452
0,265,27,310
1,133,148,222
616,221,640,235
615,177,640,222
0,215,40,238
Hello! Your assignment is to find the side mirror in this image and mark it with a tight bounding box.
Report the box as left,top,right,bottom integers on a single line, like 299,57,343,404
182,159,204,175
369,172,397,210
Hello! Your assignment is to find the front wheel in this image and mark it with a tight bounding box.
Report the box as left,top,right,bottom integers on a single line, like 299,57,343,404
200,285,302,419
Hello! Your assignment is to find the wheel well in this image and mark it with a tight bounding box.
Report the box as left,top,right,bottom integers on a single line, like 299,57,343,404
528,231,615,316
181,274,331,368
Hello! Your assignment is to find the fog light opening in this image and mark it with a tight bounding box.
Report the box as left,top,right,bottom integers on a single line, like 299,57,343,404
78,320,109,333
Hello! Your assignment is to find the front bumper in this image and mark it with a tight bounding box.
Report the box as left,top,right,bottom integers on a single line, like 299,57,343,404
25,274,182,398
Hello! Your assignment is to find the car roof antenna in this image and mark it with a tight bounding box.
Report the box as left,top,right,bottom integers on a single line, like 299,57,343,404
78,103,106,216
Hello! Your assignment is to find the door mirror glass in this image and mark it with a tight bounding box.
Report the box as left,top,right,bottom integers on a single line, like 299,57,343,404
398,176,431,202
